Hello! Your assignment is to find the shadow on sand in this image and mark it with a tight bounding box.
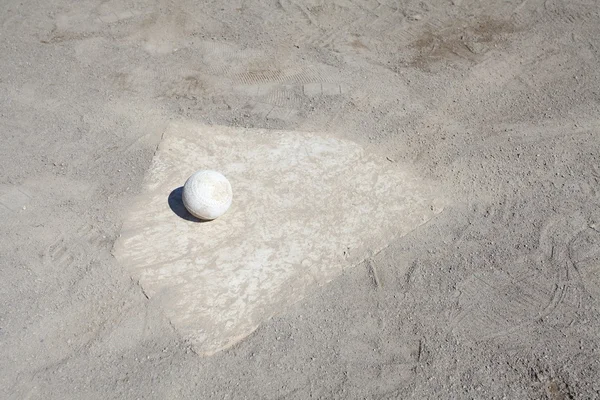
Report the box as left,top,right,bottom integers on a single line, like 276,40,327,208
167,186,209,223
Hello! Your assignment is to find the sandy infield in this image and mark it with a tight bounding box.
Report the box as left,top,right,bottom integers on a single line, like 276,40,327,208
1,0,600,398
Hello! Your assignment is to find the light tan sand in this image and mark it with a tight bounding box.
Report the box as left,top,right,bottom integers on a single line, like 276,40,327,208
2,0,600,398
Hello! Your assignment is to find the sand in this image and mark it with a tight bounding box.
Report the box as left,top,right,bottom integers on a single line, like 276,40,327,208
1,0,600,398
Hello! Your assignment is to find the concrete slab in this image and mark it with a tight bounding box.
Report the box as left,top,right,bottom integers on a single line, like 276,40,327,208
113,122,445,355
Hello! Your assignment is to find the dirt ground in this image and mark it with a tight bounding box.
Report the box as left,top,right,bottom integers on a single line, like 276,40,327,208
2,0,600,398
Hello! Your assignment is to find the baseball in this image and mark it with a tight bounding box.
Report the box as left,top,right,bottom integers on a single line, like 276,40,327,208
182,170,232,220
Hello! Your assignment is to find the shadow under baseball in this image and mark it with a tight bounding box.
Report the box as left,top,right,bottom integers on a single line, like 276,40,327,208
168,187,209,223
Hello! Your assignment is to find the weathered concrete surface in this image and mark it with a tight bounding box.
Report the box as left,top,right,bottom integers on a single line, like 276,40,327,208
114,122,444,355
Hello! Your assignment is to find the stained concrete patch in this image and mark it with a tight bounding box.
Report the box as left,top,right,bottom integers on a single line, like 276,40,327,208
113,122,444,355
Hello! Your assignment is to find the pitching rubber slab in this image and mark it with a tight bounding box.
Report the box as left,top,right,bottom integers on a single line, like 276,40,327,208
113,122,445,355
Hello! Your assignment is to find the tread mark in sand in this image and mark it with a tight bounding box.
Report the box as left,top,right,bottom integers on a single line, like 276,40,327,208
229,65,344,120
541,0,597,24
450,212,586,340
44,224,109,272
230,67,336,86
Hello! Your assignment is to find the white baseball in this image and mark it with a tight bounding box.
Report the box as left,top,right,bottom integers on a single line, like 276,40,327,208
182,170,232,220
